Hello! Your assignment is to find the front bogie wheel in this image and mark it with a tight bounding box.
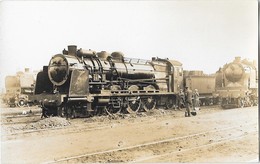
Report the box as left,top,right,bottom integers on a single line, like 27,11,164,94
17,99,26,107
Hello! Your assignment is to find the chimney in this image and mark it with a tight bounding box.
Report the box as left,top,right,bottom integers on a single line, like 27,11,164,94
234,56,241,63
25,68,30,73
68,45,77,56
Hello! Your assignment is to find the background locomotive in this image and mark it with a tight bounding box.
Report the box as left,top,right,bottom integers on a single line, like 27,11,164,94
215,57,258,108
34,45,184,117
3,68,36,107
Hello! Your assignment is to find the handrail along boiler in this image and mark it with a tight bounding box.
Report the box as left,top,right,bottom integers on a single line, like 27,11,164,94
34,45,183,117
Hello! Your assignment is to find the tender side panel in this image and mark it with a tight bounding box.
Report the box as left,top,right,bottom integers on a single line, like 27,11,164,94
185,76,215,94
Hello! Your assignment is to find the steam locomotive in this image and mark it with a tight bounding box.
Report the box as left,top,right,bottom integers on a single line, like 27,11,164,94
3,68,35,107
215,57,258,108
34,45,183,117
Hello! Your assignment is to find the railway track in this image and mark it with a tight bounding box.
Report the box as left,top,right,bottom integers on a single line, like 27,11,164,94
1,114,42,125
1,106,223,141
47,122,257,163
1,105,219,122
3,113,41,119
1,106,41,116
2,111,172,140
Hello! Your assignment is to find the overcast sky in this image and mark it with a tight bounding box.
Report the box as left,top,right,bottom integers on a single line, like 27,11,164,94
0,0,258,91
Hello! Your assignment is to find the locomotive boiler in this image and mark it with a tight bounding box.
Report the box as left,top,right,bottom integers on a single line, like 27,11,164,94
34,45,183,117
215,57,258,108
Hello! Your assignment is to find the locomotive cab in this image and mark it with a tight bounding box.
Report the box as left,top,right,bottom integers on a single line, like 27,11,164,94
151,57,183,93
151,57,183,109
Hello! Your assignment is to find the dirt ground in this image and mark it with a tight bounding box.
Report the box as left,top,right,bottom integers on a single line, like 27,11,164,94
1,106,258,163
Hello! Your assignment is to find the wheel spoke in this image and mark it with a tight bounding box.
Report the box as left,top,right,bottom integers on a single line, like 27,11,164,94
126,85,141,113
126,97,141,113
143,85,157,112
105,105,121,116
143,96,156,112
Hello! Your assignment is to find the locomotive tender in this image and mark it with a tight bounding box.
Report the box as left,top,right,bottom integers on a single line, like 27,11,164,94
34,45,183,117
215,57,258,108
183,70,218,106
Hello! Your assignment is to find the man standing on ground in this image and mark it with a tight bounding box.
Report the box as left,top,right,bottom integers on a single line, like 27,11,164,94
177,89,185,110
193,89,200,111
185,86,192,117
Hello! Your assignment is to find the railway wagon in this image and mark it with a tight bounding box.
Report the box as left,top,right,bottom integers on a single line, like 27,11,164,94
183,70,218,106
34,45,184,118
3,68,35,107
215,57,258,108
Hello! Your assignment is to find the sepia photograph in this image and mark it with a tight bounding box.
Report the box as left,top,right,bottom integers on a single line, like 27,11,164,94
0,0,258,163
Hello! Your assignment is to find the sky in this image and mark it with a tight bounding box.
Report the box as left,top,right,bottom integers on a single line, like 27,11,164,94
0,0,258,92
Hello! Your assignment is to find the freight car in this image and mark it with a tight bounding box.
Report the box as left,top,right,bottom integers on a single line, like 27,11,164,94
215,57,258,108
3,68,36,107
34,45,184,118
183,70,218,106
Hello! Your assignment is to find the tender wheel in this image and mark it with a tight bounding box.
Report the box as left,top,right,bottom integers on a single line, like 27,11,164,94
126,85,142,113
165,96,174,109
238,99,244,108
